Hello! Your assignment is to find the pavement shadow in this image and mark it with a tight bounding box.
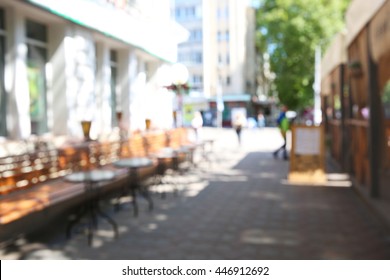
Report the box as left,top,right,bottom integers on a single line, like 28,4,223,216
2,150,390,260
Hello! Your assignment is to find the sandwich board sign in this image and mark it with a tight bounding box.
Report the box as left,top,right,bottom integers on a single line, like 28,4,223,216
288,125,326,183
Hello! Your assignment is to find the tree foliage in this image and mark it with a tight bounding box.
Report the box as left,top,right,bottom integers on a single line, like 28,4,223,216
256,0,350,110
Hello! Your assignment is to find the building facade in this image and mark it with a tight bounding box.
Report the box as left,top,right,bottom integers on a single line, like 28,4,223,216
321,0,390,225
172,0,257,126
0,0,187,141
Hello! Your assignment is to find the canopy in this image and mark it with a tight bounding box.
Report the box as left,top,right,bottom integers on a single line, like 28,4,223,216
321,31,347,80
345,0,385,46
27,0,189,63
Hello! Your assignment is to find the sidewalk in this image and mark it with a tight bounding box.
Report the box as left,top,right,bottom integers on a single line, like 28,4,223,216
1,127,389,259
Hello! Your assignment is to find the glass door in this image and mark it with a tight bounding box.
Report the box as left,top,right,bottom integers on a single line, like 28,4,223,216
110,50,118,127
26,19,48,135
0,9,6,136
27,45,47,135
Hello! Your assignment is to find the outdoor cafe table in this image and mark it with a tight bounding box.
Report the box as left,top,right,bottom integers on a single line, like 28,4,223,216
199,138,215,164
180,142,201,167
64,169,118,245
152,147,192,197
155,148,181,171
113,157,154,217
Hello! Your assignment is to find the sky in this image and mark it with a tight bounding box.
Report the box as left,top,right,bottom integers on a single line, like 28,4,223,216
250,0,261,8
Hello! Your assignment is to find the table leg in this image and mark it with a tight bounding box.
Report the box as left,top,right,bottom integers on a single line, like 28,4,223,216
131,168,153,215
114,172,134,213
95,204,118,238
66,204,88,239
139,185,153,211
130,186,138,217
67,182,118,246
154,159,167,198
114,185,126,212
87,207,96,246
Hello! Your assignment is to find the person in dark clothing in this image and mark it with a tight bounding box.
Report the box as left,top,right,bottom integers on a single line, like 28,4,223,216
273,105,290,160
232,113,246,145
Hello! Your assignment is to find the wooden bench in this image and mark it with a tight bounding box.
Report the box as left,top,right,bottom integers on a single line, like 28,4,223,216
0,148,86,241
0,140,126,240
167,128,193,148
0,149,65,196
0,128,192,242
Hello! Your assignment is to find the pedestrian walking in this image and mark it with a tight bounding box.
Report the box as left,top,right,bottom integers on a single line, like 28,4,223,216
232,113,246,145
191,111,203,142
257,112,265,128
273,105,290,160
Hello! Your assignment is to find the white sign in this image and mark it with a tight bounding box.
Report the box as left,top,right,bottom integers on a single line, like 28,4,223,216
294,128,321,155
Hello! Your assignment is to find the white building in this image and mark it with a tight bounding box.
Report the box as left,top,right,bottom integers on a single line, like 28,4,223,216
0,0,187,140
172,0,257,125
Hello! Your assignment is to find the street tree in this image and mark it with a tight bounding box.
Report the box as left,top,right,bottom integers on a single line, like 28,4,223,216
256,0,350,110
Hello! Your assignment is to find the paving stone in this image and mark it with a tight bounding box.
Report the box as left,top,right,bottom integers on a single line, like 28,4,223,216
1,128,389,259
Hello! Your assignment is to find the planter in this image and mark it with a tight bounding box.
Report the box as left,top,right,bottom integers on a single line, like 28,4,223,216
81,120,92,141
145,119,151,130
348,60,363,78
116,111,122,124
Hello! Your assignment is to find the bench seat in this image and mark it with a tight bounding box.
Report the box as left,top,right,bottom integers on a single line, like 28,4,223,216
0,128,192,243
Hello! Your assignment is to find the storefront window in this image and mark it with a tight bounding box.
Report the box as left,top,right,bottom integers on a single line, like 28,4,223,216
0,8,6,136
334,94,342,119
382,80,390,169
26,19,48,135
110,50,118,127
26,19,47,42
383,81,390,119
361,107,369,120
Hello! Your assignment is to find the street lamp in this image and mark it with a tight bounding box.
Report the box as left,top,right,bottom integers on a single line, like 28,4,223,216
216,80,224,128
165,63,190,127
216,65,224,128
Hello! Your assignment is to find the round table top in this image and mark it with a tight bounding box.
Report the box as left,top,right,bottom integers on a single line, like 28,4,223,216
65,169,116,183
113,157,153,169
156,150,178,159
174,146,191,154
